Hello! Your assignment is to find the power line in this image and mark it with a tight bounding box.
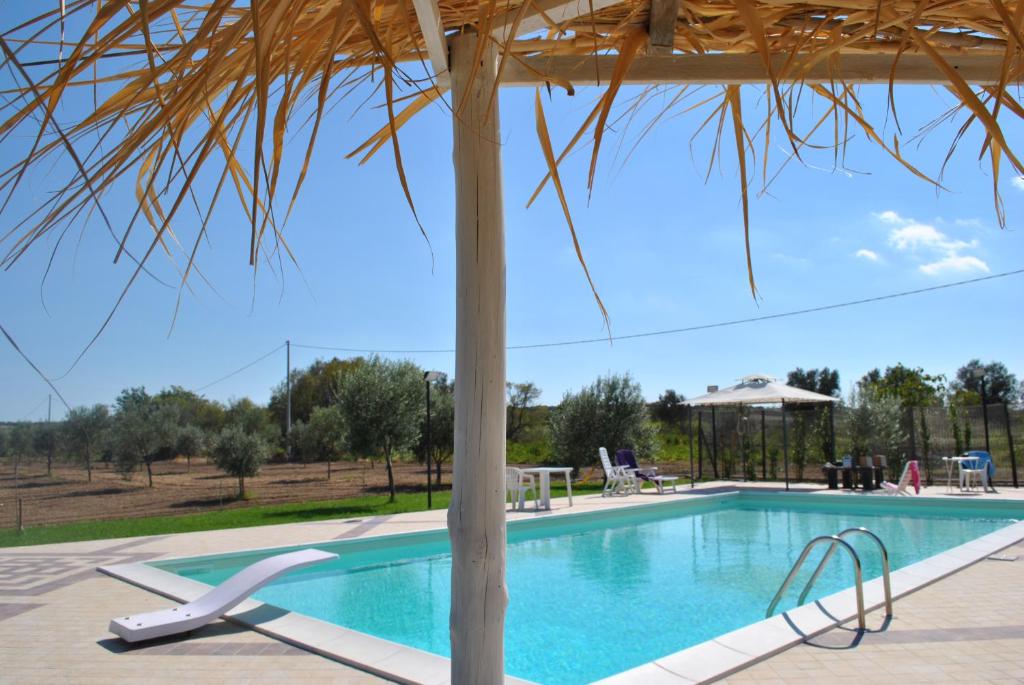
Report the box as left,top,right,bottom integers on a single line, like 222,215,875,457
194,343,286,392
292,267,1024,355
17,397,48,422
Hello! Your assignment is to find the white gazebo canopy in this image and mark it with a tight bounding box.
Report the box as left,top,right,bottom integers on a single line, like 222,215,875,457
686,374,839,406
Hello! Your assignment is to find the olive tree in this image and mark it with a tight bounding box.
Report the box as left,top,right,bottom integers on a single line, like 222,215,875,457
33,422,61,477
109,387,180,486
549,373,658,476
506,381,541,441
336,356,423,502
845,385,906,469
8,422,34,478
299,404,348,480
418,375,455,486
64,405,109,482
174,424,207,473
212,426,269,498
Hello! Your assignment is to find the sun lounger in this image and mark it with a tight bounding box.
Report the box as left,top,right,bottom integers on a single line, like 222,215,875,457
881,460,919,496
616,449,679,494
109,548,338,642
599,447,638,496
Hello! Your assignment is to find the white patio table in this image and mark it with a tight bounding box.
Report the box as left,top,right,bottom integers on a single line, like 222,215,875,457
942,456,974,492
519,467,573,510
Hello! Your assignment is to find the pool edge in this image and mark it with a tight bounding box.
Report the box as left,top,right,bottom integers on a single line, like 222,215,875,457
590,518,1024,684
97,560,535,685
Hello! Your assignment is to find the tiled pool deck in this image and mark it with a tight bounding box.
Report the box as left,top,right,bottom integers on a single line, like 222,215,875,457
2,480,1024,684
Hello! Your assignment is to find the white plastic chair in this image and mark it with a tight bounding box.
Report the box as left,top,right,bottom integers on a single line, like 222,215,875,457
506,467,537,510
598,447,638,496
958,457,985,491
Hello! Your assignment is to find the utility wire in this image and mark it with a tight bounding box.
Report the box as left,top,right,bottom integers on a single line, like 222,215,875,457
17,397,48,422
292,267,1024,355
194,343,286,392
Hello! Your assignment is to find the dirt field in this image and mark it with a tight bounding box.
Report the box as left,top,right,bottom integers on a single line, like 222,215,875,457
0,457,452,529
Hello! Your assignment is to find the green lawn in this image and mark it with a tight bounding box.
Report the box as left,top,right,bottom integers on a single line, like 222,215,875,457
0,482,601,548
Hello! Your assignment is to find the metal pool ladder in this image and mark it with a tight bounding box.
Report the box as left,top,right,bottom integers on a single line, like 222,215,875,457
765,527,893,630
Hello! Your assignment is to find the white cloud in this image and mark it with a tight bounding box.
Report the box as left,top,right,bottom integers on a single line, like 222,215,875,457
874,210,906,225
920,255,991,276
888,223,974,253
855,248,879,262
874,211,988,277
1014,176,1024,191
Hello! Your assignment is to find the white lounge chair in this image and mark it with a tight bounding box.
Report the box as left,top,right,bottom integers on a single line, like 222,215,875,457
109,548,338,642
506,466,537,511
881,460,918,496
599,447,638,496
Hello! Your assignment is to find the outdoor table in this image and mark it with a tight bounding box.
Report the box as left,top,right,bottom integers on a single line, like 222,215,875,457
520,467,573,510
942,455,982,492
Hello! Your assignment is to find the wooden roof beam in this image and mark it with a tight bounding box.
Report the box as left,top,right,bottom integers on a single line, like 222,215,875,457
647,0,681,54
490,0,622,42
501,53,1013,86
411,0,450,87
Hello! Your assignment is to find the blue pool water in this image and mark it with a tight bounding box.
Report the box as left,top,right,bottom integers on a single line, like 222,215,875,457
155,493,1021,684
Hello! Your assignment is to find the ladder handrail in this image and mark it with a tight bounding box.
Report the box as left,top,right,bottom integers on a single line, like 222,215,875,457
797,527,893,617
765,534,866,630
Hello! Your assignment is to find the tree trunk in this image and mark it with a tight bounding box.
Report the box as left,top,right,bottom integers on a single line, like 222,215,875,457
86,449,92,482
436,457,441,486
146,459,153,488
187,454,191,474
47,449,53,477
327,458,332,481
239,473,245,499
448,32,508,685
384,452,396,502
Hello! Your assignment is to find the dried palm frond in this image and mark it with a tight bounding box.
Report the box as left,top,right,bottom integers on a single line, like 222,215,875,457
0,0,1021,329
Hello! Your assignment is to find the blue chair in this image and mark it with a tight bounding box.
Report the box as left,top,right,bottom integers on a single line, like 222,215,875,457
961,450,996,491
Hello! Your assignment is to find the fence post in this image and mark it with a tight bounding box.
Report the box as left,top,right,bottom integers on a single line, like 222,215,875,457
782,400,789,491
829,402,836,462
1004,403,1018,488
711,405,719,479
761,408,767,480
687,405,695,488
697,411,704,480
907,406,918,484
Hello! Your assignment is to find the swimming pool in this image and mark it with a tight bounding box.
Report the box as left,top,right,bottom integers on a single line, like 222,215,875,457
146,492,1024,684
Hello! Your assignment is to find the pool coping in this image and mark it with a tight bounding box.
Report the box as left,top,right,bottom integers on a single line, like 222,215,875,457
98,491,1024,685
592,516,1024,684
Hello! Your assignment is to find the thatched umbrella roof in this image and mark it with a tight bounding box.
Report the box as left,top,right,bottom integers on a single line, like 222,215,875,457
0,1,1021,297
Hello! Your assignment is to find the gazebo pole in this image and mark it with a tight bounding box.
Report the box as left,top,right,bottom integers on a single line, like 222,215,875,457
760,407,767,480
781,400,789,491
448,32,507,684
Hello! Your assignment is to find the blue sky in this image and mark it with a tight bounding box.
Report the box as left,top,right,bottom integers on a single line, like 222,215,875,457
1,46,1023,420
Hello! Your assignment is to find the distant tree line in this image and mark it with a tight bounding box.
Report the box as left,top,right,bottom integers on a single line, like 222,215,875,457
2,357,1018,492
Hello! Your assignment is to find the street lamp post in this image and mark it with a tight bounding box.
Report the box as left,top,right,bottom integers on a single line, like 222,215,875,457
424,371,442,509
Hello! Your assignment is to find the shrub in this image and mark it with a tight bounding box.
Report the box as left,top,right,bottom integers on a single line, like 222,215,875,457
549,373,658,476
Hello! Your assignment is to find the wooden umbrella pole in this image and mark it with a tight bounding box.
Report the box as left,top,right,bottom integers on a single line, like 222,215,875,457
448,31,508,684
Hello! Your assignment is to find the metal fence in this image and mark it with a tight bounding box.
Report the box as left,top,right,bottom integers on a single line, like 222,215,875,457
687,403,1021,488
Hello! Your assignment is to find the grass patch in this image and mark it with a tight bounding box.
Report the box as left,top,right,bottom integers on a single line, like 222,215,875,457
0,481,606,548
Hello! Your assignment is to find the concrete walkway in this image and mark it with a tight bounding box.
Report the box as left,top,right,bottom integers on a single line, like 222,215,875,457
1,480,1022,684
